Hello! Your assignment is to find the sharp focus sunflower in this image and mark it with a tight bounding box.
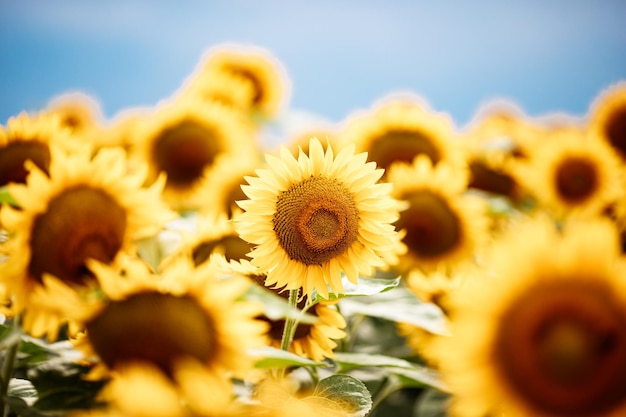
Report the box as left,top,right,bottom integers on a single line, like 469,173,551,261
338,99,465,175
0,112,79,187
235,137,403,300
33,255,268,410
431,217,626,417
386,155,489,274
588,82,626,160
0,146,174,339
132,97,255,211
199,44,290,120
513,128,623,219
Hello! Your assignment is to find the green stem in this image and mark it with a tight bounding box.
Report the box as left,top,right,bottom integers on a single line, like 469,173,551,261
0,317,21,417
280,288,300,352
368,377,402,416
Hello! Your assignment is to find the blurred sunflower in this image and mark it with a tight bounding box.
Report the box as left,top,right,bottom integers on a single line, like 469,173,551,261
512,128,623,219
0,112,77,187
338,99,465,175
196,153,264,218
131,97,255,211
238,261,346,362
236,137,402,300
177,68,257,116
161,212,254,269
35,256,268,406
387,155,489,274
46,92,106,143
588,82,626,160
0,146,174,339
431,217,626,417
200,45,290,120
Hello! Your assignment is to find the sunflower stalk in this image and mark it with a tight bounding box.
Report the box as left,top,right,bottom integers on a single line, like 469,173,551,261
279,288,300,353
0,317,21,417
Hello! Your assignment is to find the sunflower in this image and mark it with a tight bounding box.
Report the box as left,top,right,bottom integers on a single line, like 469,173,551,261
431,217,626,417
198,44,290,120
161,212,254,269
33,255,268,415
235,137,403,300
338,99,465,175
195,153,264,218
0,145,174,339
588,82,626,160
46,92,105,141
177,68,257,115
512,128,623,219
231,259,346,362
0,111,78,187
386,155,490,275
131,97,255,211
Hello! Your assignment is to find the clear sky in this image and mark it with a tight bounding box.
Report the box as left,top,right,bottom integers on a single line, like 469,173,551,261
1,0,625,130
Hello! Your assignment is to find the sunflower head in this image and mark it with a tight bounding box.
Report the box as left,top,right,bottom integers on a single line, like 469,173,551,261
339,99,465,175
0,112,76,187
433,217,626,417
0,145,174,324
236,137,403,300
512,128,623,218
132,97,255,210
46,92,104,137
199,45,290,120
589,82,626,160
387,156,489,274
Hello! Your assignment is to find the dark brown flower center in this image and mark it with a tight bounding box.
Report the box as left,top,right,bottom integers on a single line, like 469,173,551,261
604,106,626,159
191,235,253,265
368,128,441,172
0,141,51,186
153,120,222,186
86,292,215,376
227,67,264,105
468,160,516,197
273,176,359,265
395,191,461,260
29,186,126,285
496,282,626,415
555,157,598,203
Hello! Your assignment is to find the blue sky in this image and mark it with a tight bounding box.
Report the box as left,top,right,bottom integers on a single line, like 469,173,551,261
1,0,625,129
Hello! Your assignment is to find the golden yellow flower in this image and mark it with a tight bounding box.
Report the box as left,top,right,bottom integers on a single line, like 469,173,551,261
338,99,465,175
46,92,105,141
196,153,264,218
35,256,267,395
235,137,402,300
0,145,174,338
588,81,626,160
0,111,78,187
431,217,626,417
198,44,290,120
131,97,255,211
161,212,254,269
512,128,623,219
387,155,489,274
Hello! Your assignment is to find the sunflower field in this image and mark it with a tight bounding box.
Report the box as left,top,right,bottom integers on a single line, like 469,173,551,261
1,43,626,417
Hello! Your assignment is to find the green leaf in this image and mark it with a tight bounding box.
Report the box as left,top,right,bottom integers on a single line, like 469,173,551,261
339,287,449,335
315,276,401,303
244,284,318,324
413,389,451,417
313,374,372,417
388,367,448,392
0,186,18,207
8,378,38,405
332,352,419,373
250,346,326,369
